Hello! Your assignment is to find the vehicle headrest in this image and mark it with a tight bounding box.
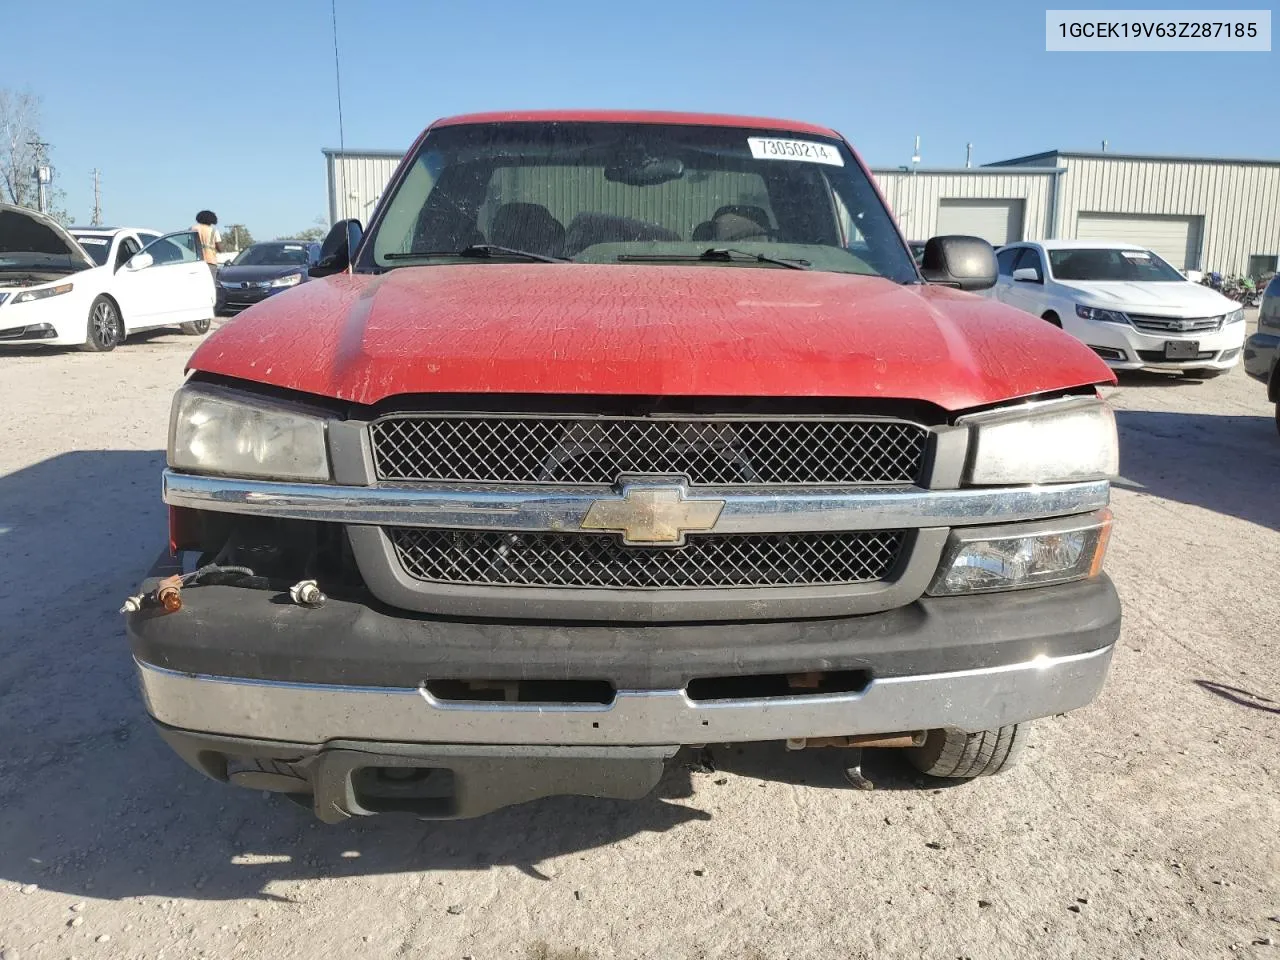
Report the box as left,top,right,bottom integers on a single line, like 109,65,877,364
489,203,565,258
712,205,772,230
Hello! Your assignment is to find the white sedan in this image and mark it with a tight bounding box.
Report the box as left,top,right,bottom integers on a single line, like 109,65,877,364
987,239,1246,377
0,204,215,353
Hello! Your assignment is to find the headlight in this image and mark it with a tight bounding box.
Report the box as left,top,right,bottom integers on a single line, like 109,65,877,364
270,273,303,288
960,397,1118,485
13,282,73,303
1225,308,1245,324
168,384,330,481
928,510,1112,595
1076,304,1129,324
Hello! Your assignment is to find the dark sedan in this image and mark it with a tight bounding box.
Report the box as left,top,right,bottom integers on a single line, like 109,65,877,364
217,241,321,316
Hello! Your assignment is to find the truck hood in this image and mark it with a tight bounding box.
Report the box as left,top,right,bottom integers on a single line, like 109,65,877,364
1058,279,1239,316
189,264,1115,411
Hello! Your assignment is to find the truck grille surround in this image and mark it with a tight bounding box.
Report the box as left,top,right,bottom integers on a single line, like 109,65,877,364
389,528,907,589
370,415,928,486
1128,314,1224,335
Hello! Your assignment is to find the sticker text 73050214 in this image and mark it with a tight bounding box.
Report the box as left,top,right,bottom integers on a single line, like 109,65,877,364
747,138,844,167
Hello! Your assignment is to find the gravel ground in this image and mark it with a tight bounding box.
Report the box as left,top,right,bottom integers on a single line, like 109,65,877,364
0,320,1277,960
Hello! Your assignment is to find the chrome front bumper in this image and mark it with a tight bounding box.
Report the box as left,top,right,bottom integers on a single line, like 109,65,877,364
137,644,1114,747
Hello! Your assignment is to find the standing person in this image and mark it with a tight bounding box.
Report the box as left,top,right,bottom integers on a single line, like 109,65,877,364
193,210,223,315
192,210,222,274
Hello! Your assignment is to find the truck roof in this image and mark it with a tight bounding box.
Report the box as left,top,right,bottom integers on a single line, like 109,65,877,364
431,110,841,139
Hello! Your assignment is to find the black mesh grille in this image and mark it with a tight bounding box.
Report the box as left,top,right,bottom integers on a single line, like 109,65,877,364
388,528,905,589
370,416,928,485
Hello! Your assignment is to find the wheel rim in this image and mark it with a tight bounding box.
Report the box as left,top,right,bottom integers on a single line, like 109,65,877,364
93,302,118,347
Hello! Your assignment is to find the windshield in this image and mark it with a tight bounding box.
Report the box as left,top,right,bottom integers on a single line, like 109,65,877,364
71,234,112,266
362,122,917,281
231,242,312,267
1049,248,1184,282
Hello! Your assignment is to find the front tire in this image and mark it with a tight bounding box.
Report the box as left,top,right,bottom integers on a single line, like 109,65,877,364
79,296,122,352
1042,311,1062,328
180,317,212,336
904,724,1029,779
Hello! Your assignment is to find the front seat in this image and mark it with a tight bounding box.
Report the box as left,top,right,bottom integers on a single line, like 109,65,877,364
691,221,715,242
710,204,773,242
414,206,484,253
489,202,566,258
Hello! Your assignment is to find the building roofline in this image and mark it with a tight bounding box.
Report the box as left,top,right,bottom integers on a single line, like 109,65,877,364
871,166,1065,175
322,147,406,158
987,149,1280,168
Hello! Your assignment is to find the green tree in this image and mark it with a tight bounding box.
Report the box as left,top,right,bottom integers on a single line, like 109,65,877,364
276,216,328,243
222,224,254,251
0,88,72,223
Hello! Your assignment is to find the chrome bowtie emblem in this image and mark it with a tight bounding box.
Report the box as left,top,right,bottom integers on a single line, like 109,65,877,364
581,483,725,545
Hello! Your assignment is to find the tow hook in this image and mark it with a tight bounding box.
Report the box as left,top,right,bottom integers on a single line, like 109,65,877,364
784,733,927,790
289,579,327,608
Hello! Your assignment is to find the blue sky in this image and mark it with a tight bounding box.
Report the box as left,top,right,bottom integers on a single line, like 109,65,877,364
3,0,1274,238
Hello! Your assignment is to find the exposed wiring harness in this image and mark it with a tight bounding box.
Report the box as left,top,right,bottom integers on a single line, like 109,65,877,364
119,564,257,614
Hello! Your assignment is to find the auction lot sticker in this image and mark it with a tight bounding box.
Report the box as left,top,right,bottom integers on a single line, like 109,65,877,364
748,138,844,166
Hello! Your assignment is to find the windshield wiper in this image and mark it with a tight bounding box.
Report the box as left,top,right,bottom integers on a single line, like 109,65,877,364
383,243,569,264
616,248,810,270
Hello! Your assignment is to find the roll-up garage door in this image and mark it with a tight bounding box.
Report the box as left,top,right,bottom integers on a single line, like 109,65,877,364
1075,213,1203,270
936,199,1025,246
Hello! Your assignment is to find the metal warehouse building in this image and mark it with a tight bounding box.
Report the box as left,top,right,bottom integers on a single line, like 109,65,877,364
325,145,1280,277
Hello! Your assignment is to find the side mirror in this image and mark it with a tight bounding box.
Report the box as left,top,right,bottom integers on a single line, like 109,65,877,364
1011,266,1042,283
920,236,997,291
126,252,154,271
311,218,363,277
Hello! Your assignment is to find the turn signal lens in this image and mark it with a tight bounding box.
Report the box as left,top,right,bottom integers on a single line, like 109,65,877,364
928,509,1112,596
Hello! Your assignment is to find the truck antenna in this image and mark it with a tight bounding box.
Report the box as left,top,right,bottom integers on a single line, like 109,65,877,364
330,0,347,217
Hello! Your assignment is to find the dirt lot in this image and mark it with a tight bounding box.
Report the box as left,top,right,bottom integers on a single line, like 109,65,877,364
0,322,1277,960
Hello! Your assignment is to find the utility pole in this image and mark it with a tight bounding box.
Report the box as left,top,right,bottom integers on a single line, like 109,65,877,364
91,169,102,225
27,140,50,213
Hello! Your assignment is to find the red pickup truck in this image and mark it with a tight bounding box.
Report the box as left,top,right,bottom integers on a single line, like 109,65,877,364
126,111,1120,821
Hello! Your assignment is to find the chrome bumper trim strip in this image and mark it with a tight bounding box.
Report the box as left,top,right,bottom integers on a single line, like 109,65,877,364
162,470,1110,534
